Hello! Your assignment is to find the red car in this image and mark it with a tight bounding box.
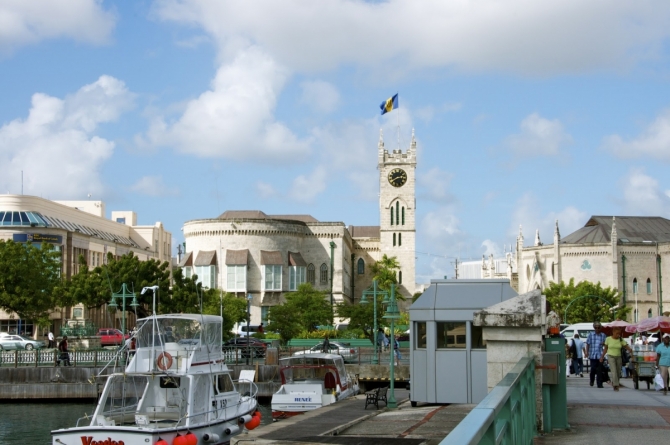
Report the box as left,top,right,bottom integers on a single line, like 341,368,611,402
97,328,129,347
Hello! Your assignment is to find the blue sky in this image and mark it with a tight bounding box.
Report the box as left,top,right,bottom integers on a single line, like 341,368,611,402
2,1,670,285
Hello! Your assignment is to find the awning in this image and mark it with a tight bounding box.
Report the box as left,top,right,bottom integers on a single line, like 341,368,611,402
288,251,307,267
179,251,193,267
260,250,283,265
194,250,217,266
226,249,249,265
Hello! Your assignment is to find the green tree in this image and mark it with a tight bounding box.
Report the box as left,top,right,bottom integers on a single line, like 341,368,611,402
163,268,204,314
336,295,386,338
267,283,332,343
370,254,400,290
202,290,249,338
0,240,64,327
545,278,630,324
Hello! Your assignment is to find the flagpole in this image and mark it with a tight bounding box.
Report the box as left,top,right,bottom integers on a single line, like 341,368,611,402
396,92,400,149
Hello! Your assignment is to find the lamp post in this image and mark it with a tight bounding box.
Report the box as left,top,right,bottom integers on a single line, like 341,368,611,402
382,283,401,409
360,280,388,365
246,293,252,365
108,283,139,340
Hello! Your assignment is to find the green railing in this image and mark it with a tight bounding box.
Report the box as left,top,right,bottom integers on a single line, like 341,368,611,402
440,356,537,445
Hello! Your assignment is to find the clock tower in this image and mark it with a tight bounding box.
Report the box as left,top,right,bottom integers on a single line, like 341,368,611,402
378,129,417,299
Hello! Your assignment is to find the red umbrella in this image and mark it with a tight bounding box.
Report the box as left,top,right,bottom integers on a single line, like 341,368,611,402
601,320,634,337
629,316,670,334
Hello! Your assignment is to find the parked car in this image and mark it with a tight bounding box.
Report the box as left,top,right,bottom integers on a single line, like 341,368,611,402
224,337,267,358
0,334,45,351
236,325,262,337
292,341,358,363
97,328,129,347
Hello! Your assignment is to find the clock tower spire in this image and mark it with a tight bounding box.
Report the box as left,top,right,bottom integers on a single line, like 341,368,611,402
378,128,417,299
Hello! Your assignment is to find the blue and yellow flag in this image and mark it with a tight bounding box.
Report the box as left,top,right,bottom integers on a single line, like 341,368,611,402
380,94,398,115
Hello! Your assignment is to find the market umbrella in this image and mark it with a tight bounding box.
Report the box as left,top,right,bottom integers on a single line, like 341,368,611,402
629,316,670,334
601,320,634,337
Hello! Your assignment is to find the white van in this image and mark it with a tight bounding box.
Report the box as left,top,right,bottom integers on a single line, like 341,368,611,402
236,324,261,337
560,323,596,341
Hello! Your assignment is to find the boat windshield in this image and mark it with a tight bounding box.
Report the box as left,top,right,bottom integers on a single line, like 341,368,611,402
136,318,202,349
279,356,342,382
97,375,149,423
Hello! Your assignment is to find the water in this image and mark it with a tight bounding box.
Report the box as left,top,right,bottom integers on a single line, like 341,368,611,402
0,401,272,445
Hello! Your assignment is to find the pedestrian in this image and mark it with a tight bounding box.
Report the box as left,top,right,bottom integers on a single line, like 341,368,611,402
56,336,71,367
48,330,55,348
585,321,607,388
568,333,586,377
376,328,385,353
322,335,330,353
258,323,264,334
656,333,670,396
601,327,633,391
393,335,402,365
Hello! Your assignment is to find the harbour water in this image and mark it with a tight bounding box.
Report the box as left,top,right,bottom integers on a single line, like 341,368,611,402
0,401,272,444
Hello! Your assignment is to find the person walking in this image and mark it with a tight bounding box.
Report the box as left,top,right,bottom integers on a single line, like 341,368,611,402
376,328,386,353
601,327,633,391
48,331,55,349
322,335,330,353
393,335,402,366
56,336,71,367
585,322,607,388
656,333,670,395
569,333,586,377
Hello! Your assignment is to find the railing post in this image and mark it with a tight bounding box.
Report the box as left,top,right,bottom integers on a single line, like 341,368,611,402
94,350,98,368
14,350,18,368
35,350,39,367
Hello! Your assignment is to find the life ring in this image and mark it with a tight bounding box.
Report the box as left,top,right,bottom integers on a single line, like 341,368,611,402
156,352,173,370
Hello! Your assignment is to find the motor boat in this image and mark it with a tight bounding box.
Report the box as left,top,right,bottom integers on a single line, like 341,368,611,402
271,353,359,420
52,314,259,445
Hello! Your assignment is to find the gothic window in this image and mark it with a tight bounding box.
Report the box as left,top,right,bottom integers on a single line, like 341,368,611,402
402,207,405,225
399,233,402,246
357,258,365,275
395,201,399,225
648,308,653,318
399,270,402,284
307,263,315,285
320,263,328,284
647,278,652,294
393,233,396,246
390,207,394,226
633,278,638,294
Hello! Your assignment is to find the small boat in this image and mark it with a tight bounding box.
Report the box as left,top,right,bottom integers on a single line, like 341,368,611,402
271,353,359,420
52,314,259,445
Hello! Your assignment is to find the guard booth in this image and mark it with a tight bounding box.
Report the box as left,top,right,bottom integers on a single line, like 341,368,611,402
409,279,517,405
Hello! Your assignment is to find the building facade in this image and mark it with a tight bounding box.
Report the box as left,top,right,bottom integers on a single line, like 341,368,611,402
516,216,670,322
180,130,418,325
0,195,172,337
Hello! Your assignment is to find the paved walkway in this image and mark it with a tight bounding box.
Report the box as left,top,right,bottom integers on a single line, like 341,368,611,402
535,373,670,444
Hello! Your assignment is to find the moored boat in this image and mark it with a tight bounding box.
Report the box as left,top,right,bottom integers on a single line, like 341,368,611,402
52,313,259,445
271,353,359,420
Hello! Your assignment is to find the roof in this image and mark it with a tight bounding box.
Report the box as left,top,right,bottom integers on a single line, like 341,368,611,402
225,249,249,265
194,250,217,266
288,251,307,267
179,251,193,267
260,250,283,265
561,216,670,244
348,225,380,238
217,210,318,223
410,279,517,317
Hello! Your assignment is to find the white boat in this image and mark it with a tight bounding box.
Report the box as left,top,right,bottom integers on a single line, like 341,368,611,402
52,313,259,445
271,353,359,420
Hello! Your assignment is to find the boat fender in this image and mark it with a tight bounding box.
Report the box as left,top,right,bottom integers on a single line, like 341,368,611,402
184,432,198,445
224,425,240,435
202,433,220,442
238,414,252,425
245,416,261,430
156,439,169,445
156,351,173,370
173,434,188,445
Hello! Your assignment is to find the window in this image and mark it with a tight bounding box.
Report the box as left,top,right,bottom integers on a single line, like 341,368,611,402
395,201,399,225
471,325,486,349
357,258,365,275
261,306,269,324
227,265,246,292
289,266,306,291
648,308,653,318
320,263,328,284
399,233,402,246
402,207,405,225
634,308,638,323
264,265,282,291
633,278,638,294
116,217,126,224
184,266,192,279
415,322,427,349
393,233,396,246
216,373,235,394
307,263,315,285
437,322,466,349
195,265,216,289
390,207,394,226
399,270,402,284
647,278,652,294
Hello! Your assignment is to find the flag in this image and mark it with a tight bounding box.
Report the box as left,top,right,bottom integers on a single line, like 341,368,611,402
380,94,398,115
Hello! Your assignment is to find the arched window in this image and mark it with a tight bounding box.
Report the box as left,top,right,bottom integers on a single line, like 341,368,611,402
402,207,405,225
357,258,365,275
633,278,638,294
393,233,396,246
320,263,328,284
399,270,402,284
390,207,394,226
648,308,653,318
399,232,402,246
395,201,399,225
634,309,638,323
307,263,315,285
647,278,652,294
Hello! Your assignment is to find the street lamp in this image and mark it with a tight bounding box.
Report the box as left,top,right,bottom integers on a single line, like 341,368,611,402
108,283,139,339
360,280,388,365
246,293,252,365
382,284,401,409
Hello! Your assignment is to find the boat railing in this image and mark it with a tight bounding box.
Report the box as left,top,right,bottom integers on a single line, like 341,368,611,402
235,378,259,399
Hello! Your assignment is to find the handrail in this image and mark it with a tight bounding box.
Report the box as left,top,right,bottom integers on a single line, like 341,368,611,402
439,356,536,445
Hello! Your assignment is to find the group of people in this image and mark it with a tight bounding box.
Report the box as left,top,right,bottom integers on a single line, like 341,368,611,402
567,321,670,394
376,328,402,365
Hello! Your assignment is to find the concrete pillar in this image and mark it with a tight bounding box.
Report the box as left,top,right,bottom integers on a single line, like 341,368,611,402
473,289,546,432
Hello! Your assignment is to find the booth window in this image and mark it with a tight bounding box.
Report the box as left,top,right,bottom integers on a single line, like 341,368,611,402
415,322,427,349
471,325,486,349
437,322,466,349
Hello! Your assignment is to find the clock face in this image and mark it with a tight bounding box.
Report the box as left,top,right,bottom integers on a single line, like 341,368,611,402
388,168,407,187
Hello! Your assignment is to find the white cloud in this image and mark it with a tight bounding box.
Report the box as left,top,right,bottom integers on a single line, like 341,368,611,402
602,110,670,161
288,166,328,203
422,206,461,240
0,75,134,198
417,167,455,202
141,47,310,161
255,181,278,199
414,102,462,122
509,192,587,245
481,239,502,257
0,0,116,54
620,168,670,216
130,176,180,197
300,80,340,114
505,113,572,157
153,0,670,75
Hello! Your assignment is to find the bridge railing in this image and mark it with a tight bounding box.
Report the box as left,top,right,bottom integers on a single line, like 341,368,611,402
439,356,537,445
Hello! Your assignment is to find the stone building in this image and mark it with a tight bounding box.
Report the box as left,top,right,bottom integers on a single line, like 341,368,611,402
0,195,172,337
516,216,670,322
180,130,418,324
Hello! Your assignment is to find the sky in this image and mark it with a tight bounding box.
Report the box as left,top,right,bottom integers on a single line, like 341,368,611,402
2,1,670,286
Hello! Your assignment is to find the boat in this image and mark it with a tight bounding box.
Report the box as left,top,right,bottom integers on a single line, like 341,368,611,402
271,353,359,420
52,313,259,445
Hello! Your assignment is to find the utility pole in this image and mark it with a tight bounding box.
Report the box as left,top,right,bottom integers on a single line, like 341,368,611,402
452,258,460,279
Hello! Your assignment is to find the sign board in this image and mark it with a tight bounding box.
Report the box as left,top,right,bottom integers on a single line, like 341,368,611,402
13,233,63,244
